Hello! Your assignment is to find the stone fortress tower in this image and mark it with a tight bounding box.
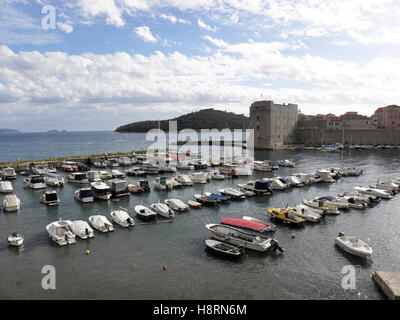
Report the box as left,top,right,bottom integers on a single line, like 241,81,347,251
250,100,298,149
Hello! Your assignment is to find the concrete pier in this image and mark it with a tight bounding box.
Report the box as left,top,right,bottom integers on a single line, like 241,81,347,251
372,271,400,300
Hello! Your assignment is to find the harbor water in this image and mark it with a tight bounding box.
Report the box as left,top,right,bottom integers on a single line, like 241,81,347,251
1,132,399,299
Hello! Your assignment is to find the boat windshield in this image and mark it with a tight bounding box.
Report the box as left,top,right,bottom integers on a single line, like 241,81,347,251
80,189,93,197
46,193,58,201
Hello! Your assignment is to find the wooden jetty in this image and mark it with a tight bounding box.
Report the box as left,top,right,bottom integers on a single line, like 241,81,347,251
372,271,400,300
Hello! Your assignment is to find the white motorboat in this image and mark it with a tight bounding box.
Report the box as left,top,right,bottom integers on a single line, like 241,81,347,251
46,219,76,245
315,196,350,210
40,191,60,206
370,180,399,193
191,172,208,184
0,167,17,180
107,179,129,197
70,220,94,239
110,208,135,227
74,188,94,203
210,170,225,180
61,161,78,172
164,198,189,211
270,177,291,190
153,177,171,190
0,181,13,193
167,178,182,189
134,205,157,221
156,163,177,172
99,171,113,180
24,175,46,189
277,159,296,167
2,195,21,212
334,232,372,258
43,172,65,187
302,199,340,214
293,204,325,217
32,164,49,175
253,161,272,172
89,215,114,232
354,186,393,199
67,172,89,184
93,160,108,168
336,194,367,210
176,162,194,170
218,188,246,200
7,233,24,247
91,181,112,200
118,157,132,166
175,174,193,186
287,175,304,187
287,205,322,222
341,166,362,176
309,174,322,183
106,158,119,168
126,167,146,176
237,180,273,195
205,224,283,253
150,203,175,218
315,170,335,183
295,173,312,184
87,170,101,182
110,169,125,179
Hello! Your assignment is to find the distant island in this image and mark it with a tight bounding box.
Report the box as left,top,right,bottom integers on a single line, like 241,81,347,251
0,129,20,134
115,108,250,133
47,130,67,133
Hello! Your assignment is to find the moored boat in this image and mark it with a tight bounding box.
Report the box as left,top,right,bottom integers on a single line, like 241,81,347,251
110,208,135,227
7,233,24,247
134,205,157,221
205,239,244,258
267,207,305,225
221,217,275,233
334,232,373,258
89,215,114,232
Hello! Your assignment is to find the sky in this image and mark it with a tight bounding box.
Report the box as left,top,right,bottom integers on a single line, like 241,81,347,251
1,0,400,132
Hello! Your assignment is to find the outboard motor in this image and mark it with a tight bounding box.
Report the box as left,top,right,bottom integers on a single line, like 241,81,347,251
270,239,284,253
338,232,345,237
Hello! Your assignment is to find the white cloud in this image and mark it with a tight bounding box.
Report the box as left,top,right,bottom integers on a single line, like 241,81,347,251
197,19,217,32
160,14,190,24
202,35,228,48
57,22,74,34
134,26,158,43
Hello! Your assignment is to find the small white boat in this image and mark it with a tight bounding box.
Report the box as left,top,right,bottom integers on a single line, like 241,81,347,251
46,220,76,246
93,160,108,168
237,180,273,195
277,159,296,167
118,157,132,166
110,169,125,179
2,195,21,212
176,162,194,170
110,208,135,227
74,188,94,203
188,200,202,208
334,232,372,258
156,163,177,172
205,239,244,258
210,170,225,180
287,175,304,187
134,205,157,221
315,196,350,210
191,172,208,184
354,186,393,199
205,224,283,253
287,205,322,222
218,188,246,200
253,161,272,172
0,167,17,180
40,191,60,206
7,233,24,247
150,203,175,218
175,174,193,186
70,220,94,239
67,172,89,184
164,198,189,211
302,199,340,215
0,181,13,193
24,175,46,189
32,164,49,175
126,167,146,176
90,181,112,200
315,170,336,183
153,177,170,190
88,215,114,232
99,171,113,180
370,180,399,193
106,158,119,168
43,173,65,187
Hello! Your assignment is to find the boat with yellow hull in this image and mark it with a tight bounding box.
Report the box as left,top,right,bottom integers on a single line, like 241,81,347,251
267,207,305,225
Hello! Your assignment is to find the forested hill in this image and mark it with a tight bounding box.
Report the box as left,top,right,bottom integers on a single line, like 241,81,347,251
115,108,250,132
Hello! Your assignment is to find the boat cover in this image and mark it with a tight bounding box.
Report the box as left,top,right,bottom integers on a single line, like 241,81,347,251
220,217,268,232
254,180,272,190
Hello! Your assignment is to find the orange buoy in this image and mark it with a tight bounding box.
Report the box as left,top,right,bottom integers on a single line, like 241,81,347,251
162,265,167,271
291,234,295,239
86,250,90,255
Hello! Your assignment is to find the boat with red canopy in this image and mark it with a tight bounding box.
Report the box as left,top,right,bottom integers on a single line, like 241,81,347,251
220,217,275,233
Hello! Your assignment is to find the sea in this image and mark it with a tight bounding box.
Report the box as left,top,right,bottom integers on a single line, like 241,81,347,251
0,131,399,299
